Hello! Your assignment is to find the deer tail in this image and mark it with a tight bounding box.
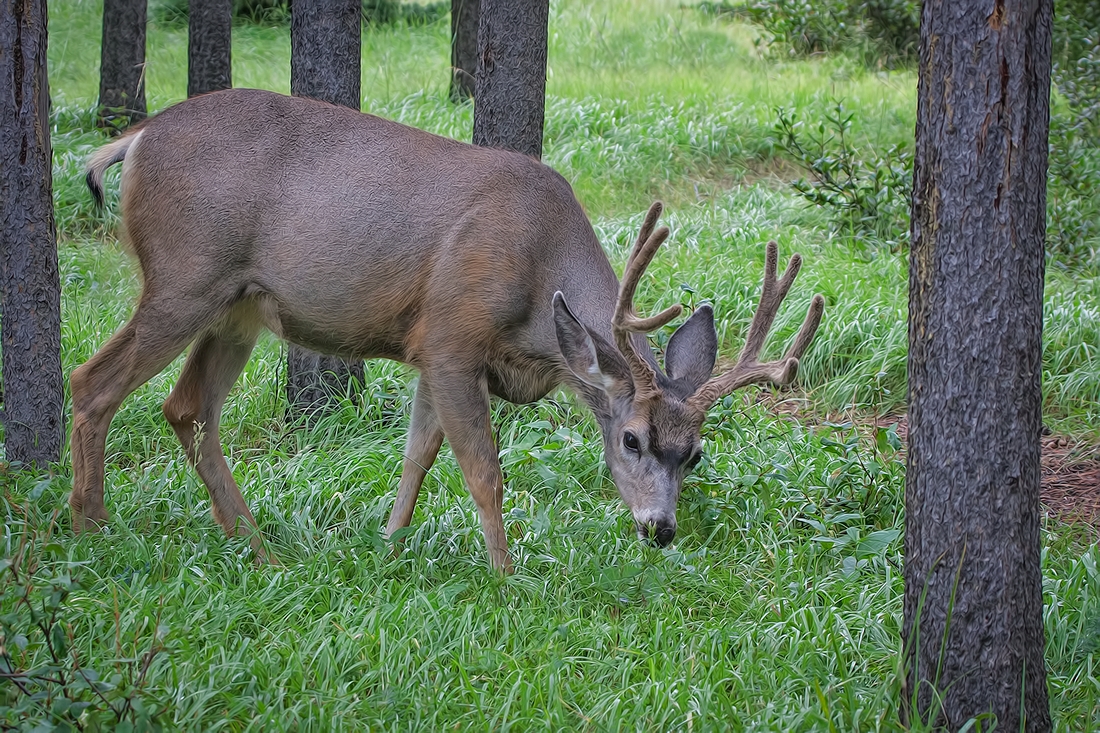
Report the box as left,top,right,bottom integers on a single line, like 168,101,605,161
85,129,144,208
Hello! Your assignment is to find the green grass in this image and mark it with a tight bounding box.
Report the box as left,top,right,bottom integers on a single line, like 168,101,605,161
2,0,1099,730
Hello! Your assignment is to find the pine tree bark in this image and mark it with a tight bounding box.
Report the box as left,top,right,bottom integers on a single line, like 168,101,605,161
472,0,549,159
904,0,1053,730
449,0,479,102
291,0,361,109
287,0,364,416
97,0,147,131
0,0,64,466
188,0,232,98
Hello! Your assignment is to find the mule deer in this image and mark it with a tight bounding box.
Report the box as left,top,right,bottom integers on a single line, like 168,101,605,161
73,88,824,571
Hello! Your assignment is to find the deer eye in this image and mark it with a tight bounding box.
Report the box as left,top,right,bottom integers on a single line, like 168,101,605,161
623,431,641,454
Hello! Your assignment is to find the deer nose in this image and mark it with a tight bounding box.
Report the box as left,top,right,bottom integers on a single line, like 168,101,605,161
654,524,676,547
638,519,677,547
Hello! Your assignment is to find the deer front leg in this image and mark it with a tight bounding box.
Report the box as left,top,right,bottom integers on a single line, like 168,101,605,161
385,377,445,538
430,369,512,573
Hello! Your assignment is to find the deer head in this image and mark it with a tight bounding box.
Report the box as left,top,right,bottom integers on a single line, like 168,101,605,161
553,202,825,546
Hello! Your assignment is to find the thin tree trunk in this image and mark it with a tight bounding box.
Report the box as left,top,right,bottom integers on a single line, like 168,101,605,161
903,0,1053,730
449,0,479,102
472,0,549,158
97,0,147,131
188,0,232,98
287,0,364,416
0,0,64,466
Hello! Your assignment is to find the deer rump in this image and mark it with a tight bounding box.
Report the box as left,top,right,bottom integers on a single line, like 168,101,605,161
72,88,824,572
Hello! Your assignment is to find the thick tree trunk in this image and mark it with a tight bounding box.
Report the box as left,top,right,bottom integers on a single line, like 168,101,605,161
472,0,549,159
291,0,361,109
449,0,479,102
0,0,64,466
97,0,147,131
188,0,232,98
287,0,364,416
904,0,1053,730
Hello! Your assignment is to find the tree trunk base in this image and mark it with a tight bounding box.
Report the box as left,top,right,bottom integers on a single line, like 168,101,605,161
286,345,364,420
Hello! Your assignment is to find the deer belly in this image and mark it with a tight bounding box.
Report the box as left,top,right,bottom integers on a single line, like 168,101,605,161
269,303,410,362
486,358,556,404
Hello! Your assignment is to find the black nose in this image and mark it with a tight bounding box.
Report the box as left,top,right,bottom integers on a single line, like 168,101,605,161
637,520,677,547
655,525,676,547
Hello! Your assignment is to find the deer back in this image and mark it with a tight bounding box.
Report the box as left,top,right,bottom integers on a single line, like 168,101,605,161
102,88,621,383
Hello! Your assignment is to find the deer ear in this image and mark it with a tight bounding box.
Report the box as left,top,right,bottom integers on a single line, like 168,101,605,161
553,292,633,395
665,304,717,391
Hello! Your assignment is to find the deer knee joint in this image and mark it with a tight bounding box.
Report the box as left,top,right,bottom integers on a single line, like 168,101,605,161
162,392,199,431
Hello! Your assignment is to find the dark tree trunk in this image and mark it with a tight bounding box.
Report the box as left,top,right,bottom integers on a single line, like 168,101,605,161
97,0,147,132
449,0,479,102
291,0,361,109
188,0,232,98
287,0,364,416
0,0,64,466
472,0,548,159
904,0,1053,730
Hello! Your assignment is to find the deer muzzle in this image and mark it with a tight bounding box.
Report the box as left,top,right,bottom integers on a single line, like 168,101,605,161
635,513,677,547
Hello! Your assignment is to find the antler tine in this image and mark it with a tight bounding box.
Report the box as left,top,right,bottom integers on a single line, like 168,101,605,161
688,242,824,411
739,242,801,361
630,201,665,262
613,202,684,397
784,293,825,364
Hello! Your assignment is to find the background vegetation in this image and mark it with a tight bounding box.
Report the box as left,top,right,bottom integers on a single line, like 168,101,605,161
2,0,1098,729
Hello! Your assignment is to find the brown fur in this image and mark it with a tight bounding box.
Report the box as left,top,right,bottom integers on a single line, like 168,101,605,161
71,88,823,571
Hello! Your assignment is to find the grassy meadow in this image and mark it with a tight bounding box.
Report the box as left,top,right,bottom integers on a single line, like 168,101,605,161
2,0,1099,729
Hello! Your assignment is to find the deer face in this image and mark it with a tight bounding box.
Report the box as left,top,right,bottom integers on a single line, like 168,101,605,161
553,295,717,546
601,393,708,545
552,202,825,549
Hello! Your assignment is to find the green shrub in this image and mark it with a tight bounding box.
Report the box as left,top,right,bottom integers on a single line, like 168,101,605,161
1047,113,1100,269
774,102,912,252
1047,0,1100,268
1053,0,1100,137
699,0,919,66
1,524,167,732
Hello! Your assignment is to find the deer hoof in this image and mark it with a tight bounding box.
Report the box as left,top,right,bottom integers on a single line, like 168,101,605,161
71,505,109,534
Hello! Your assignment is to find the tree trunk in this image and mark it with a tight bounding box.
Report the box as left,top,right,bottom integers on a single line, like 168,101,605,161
287,0,364,416
449,0,479,102
97,0,147,132
188,0,232,98
904,0,1053,730
291,0,361,109
472,0,549,159
0,0,64,467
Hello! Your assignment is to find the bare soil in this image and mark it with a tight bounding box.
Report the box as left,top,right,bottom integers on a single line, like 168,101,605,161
1040,437,1100,523
763,396,1100,525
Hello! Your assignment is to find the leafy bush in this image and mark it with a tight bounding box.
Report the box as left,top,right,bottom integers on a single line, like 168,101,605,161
151,0,448,27
774,103,912,251
1,524,167,732
1047,0,1100,268
699,0,919,66
1052,0,1100,136
1047,112,1100,269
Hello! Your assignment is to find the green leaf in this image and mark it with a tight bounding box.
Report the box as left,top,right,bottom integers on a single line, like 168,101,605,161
51,696,72,716
51,624,69,658
855,529,901,558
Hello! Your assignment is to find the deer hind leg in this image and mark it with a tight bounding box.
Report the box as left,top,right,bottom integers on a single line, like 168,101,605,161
385,376,445,540
429,367,512,573
161,319,264,559
70,301,216,533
